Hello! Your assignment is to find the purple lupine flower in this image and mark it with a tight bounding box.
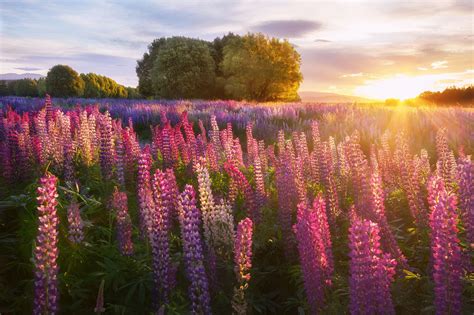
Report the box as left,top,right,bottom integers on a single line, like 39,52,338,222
370,164,407,267
456,156,473,247
137,145,153,237
427,176,463,315
150,169,173,304
348,210,396,315
111,188,134,256
33,174,60,315
178,185,212,314
99,111,114,180
294,195,333,314
232,218,253,315
67,202,84,244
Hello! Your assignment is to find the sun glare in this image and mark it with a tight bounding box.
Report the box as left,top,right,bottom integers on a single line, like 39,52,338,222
354,74,443,100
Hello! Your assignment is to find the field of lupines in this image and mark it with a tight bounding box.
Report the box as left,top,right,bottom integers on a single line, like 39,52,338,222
0,95,473,314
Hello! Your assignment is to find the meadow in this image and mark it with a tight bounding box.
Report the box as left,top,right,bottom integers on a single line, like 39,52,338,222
0,96,472,314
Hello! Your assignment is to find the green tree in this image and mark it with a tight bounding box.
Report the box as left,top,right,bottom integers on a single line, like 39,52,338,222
126,87,140,99
46,64,84,97
220,33,302,102
14,78,38,97
0,81,10,96
37,77,47,97
150,37,216,99
136,38,168,97
81,73,129,98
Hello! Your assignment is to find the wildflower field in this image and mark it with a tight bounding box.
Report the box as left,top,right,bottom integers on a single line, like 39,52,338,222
0,96,472,314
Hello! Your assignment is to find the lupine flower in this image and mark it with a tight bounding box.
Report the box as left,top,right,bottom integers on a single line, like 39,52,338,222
395,132,427,225
294,195,333,314
427,176,463,315
110,188,134,256
224,161,259,223
99,111,115,180
436,128,457,188
33,174,60,315
178,185,212,315
232,218,253,315
137,145,153,236
370,164,407,267
456,156,473,247
67,202,84,244
150,169,173,304
348,211,396,315
253,155,266,211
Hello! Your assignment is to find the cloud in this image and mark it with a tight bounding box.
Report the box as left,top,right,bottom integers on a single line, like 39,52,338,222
431,60,448,69
314,39,331,43
341,73,364,78
252,20,322,38
15,66,42,71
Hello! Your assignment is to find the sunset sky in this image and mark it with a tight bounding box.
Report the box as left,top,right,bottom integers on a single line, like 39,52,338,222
1,0,472,99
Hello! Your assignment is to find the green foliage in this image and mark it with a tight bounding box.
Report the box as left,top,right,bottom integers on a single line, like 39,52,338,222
81,73,128,98
46,64,85,97
0,81,10,96
138,33,303,101
37,77,47,97
220,33,302,102
14,78,39,97
150,37,216,99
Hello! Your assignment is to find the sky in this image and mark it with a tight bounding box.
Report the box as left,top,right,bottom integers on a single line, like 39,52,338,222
0,0,473,99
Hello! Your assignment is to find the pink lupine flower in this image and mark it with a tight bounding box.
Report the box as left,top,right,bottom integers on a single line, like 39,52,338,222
348,211,396,315
67,202,84,244
427,176,463,315
110,188,134,256
294,195,333,314
33,174,60,315
232,218,253,315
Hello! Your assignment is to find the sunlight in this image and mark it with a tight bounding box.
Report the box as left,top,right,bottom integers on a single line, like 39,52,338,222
354,74,442,100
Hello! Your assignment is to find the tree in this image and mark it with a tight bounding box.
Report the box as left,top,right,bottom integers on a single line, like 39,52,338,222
150,37,216,99
14,78,38,97
37,78,47,97
80,73,128,98
220,33,302,102
136,38,168,97
46,65,84,97
0,81,10,96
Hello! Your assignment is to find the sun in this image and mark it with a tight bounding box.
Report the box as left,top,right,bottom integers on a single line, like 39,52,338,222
354,74,441,100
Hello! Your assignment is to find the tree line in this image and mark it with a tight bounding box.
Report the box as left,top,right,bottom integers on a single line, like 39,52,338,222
418,86,473,106
136,33,303,102
0,65,139,99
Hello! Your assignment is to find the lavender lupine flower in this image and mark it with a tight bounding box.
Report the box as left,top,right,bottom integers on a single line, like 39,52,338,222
294,195,333,314
33,174,60,315
99,111,115,180
110,188,134,256
253,155,266,211
232,218,253,315
456,156,473,247
150,169,173,304
427,176,463,315
178,185,212,314
67,202,84,244
137,145,154,237
370,164,407,267
348,211,396,315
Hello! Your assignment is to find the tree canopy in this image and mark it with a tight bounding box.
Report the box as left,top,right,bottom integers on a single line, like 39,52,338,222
150,37,216,99
81,73,128,98
137,33,303,101
46,65,85,97
221,33,302,102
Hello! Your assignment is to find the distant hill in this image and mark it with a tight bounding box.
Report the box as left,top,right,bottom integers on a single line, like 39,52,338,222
299,91,379,103
0,73,45,81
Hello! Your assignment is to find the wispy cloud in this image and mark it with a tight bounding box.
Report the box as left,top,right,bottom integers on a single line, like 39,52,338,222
15,66,43,71
252,20,322,38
